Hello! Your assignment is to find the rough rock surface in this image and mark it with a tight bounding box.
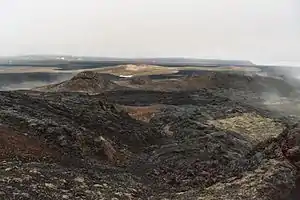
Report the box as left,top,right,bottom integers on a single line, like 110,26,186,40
129,76,153,85
1,70,300,199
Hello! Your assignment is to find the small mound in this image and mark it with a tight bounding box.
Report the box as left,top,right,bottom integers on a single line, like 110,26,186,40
34,71,123,94
73,71,120,81
129,76,153,85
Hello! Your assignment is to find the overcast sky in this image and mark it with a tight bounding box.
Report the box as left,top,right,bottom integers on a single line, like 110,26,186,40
0,0,299,65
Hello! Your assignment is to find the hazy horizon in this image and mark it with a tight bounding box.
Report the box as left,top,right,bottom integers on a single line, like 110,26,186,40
1,0,299,66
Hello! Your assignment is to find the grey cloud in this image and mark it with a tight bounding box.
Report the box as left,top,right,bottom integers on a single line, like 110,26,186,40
0,0,299,65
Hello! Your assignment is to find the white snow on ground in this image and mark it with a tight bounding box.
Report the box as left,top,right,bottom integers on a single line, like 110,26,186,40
119,75,133,78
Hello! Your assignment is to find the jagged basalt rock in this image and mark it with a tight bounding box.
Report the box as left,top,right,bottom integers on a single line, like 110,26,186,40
0,91,160,164
1,70,300,199
282,123,300,168
0,126,59,162
176,159,296,200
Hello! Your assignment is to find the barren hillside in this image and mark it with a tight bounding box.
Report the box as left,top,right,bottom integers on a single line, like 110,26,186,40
34,71,124,94
1,68,300,200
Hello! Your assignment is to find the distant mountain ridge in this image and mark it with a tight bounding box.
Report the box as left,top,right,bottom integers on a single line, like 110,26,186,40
0,55,254,63
0,55,254,69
